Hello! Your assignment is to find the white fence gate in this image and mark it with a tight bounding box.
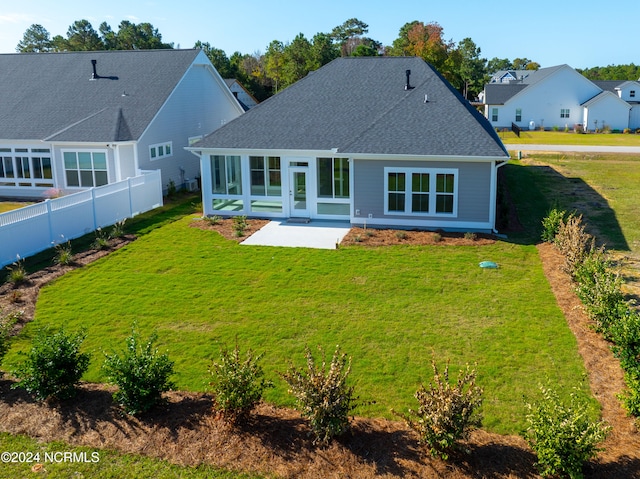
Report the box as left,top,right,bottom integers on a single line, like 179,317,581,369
0,170,163,268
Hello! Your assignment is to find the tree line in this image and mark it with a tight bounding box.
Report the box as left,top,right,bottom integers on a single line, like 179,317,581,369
16,18,639,103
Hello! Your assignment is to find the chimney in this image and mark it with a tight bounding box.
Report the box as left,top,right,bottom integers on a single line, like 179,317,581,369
91,59,98,80
405,69,413,90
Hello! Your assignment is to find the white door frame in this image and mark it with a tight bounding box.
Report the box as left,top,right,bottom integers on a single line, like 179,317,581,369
288,165,309,217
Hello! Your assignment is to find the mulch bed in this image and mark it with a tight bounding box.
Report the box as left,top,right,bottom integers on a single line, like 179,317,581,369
1,219,638,478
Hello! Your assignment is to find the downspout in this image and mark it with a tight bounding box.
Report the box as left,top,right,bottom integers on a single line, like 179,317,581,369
492,159,509,234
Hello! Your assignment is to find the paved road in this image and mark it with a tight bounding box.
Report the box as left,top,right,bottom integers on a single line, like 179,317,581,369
507,144,640,153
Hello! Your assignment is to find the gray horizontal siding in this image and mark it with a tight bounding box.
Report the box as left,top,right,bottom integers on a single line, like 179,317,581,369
353,159,492,225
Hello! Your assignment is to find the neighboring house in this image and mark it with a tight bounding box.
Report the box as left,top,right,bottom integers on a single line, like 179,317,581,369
190,57,509,233
482,64,640,131
489,70,532,84
0,49,244,199
224,79,259,110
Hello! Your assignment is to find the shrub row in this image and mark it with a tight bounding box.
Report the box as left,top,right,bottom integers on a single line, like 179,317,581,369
2,320,611,476
543,209,640,419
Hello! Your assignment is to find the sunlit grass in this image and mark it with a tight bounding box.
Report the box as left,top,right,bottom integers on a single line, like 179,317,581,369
3,216,593,434
499,130,640,146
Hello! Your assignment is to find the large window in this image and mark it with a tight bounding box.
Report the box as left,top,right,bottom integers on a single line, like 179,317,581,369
317,157,350,216
385,167,457,216
211,155,242,195
250,156,281,196
0,147,53,188
63,151,108,188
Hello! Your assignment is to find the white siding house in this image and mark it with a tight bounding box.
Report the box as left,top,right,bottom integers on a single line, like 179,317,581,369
0,49,244,199
483,64,636,132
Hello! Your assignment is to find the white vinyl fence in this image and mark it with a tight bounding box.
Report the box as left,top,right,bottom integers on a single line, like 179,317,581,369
0,170,163,268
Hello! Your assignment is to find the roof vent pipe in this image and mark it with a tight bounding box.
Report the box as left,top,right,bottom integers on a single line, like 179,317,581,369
91,59,98,80
405,69,413,90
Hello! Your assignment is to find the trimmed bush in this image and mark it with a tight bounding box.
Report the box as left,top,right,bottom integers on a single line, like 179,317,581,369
281,345,355,445
619,370,640,418
103,325,175,415
609,309,640,372
541,207,566,243
209,342,273,424
525,383,610,479
12,328,90,401
396,359,483,460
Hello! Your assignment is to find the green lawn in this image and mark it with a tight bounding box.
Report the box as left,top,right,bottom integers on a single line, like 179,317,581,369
506,154,640,255
0,201,34,214
2,214,593,435
499,130,640,146
0,433,263,479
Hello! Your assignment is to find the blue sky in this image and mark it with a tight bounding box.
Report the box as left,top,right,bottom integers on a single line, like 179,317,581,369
0,0,637,69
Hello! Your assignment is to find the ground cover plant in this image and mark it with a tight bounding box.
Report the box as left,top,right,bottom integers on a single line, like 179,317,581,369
2,214,595,434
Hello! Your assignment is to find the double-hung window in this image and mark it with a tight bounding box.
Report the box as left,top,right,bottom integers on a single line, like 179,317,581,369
385,167,457,216
491,108,499,122
515,108,522,122
560,108,570,119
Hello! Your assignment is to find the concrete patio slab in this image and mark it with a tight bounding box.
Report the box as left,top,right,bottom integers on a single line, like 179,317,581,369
240,220,351,249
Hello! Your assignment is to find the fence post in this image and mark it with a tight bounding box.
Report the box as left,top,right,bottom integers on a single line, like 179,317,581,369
45,199,54,246
92,187,98,230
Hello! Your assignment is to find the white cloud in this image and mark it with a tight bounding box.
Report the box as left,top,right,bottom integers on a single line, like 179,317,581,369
0,13,37,24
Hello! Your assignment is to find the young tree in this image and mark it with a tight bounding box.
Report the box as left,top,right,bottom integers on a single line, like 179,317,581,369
456,37,487,100
330,18,369,56
265,40,285,93
16,24,53,52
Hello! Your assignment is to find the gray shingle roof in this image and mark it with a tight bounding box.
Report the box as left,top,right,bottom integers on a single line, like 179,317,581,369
198,57,508,158
483,65,567,105
0,49,201,142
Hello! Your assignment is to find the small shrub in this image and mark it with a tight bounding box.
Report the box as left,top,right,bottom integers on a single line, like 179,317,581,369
432,232,442,243
395,231,408,240
354,234,363,243
53,241,73,266
0,311,19,374
573,248,627,335
281,345,356,445
6,257,27,285
396,358,483,460
12,328,90,401
525,383,610,479
541,207,566,243
209,342,273,424
619,370,640,418
554,214,593,275
92,228,110,250
103,325,175,415
552,125,560,132
233,215,248,237
609,309,640,372
623,128,631,134
463,232,477,241
167,179,177,197
204,215,222,225
111,219,126,239
9,290,23,304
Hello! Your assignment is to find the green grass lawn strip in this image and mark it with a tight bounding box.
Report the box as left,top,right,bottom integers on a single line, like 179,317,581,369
0,432,263,478
3,216,593,435
499,130,640,146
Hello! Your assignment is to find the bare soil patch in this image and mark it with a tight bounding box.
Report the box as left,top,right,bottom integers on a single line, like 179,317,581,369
1,220,638,478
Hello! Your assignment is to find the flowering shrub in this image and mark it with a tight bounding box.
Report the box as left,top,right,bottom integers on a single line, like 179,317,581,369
281,345,355,445
396,359,483,460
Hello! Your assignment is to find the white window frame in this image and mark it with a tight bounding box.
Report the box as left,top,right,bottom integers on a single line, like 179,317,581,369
560,108,570,119
149,141,173,161
0,146,54,188
491,108,499,122
249,156,282,197
62,149,109,188
515,108,522,122
383,167,458,217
